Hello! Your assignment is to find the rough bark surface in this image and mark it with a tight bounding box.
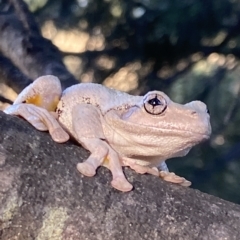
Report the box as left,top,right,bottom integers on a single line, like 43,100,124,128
0,0,79,92
0,111,240,240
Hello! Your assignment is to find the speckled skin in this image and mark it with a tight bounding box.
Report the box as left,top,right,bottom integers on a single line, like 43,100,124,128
4,75,211,192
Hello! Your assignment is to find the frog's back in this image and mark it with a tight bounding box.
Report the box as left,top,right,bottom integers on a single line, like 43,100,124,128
58,83,139,114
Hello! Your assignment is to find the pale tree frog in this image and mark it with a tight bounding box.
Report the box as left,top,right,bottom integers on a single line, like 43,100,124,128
4,75,211,192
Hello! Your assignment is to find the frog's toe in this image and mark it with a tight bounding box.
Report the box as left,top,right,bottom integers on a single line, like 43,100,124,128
31,121,48,131
77,162,96,177
50,127,70,143
111,177,133,192
179,179,191,187
125,161,159,176
159,171,191,187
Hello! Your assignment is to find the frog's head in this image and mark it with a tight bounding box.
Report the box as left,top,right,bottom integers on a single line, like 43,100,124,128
143,90,211,137
116,90,211,158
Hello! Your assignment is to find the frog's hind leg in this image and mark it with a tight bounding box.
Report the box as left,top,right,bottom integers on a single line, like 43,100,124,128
4,75,69,143
4,103,69,143
72,103,133,192
158,161,191,187
13,75,62,112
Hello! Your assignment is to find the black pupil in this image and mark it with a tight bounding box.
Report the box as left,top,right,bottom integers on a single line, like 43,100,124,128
148,97,161,107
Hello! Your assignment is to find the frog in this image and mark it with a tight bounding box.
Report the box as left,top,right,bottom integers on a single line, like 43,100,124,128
4,75,211,192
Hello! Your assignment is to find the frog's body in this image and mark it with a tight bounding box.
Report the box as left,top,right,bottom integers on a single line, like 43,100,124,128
4,75,211,192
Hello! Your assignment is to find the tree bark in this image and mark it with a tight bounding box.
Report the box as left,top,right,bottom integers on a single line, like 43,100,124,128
0,111,240,240
0,0,79,91
0,54,32,94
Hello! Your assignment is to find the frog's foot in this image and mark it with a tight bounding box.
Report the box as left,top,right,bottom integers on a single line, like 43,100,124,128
159,171,191,187
127,162,159,176
76,138,133,192
50,127,70,143
4,104,70,143
77,161,96,177
110,176,133,192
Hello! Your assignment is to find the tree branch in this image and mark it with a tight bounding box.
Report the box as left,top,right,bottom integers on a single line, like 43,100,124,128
0,111,240,239
0,0,79,90
0,54,32,93
9,0,40,35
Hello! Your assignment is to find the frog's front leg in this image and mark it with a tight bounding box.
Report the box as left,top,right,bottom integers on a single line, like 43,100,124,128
131,161,192,187
158,162,191,187
71,104,133,192
125,161,159,176
4,103,69,143
124,160,191,187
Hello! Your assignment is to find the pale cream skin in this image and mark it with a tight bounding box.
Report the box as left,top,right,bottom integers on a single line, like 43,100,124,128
4,75,211,192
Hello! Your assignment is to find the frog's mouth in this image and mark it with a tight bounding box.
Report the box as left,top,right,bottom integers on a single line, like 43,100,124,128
106,116,211,152
155,127,211,139
112,113,211,138
141,126,211,144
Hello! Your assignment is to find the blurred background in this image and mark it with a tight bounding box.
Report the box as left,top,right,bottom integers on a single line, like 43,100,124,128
1,0,240,204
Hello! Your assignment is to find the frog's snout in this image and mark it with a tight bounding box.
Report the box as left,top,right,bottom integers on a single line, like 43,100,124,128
184,100,211,138
185,101,209,114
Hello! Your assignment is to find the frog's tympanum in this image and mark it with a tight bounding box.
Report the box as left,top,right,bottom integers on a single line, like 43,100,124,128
4,75,211,192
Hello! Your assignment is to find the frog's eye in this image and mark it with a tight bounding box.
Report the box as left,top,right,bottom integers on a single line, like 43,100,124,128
143,93,167,115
